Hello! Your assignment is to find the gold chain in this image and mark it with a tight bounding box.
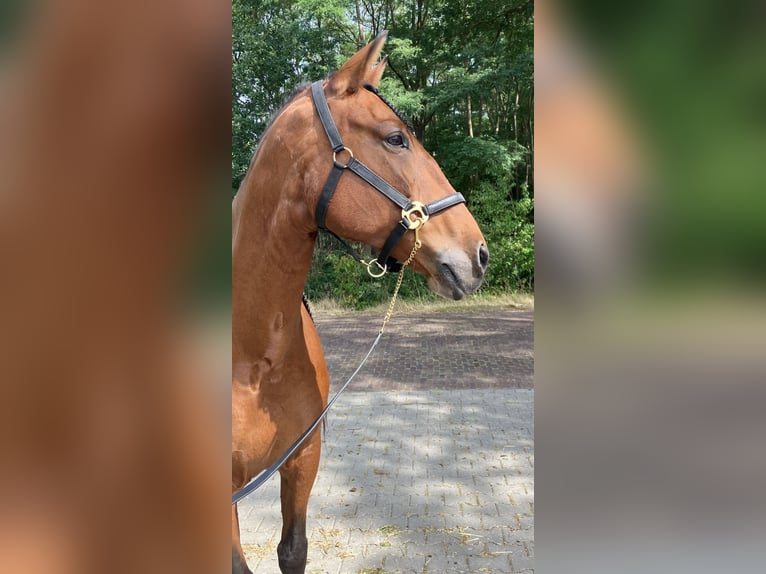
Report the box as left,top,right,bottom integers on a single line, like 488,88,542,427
379,233,421,334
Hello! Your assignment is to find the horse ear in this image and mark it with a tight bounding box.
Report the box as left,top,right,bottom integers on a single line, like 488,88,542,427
367,55,388,88
327,30,388,96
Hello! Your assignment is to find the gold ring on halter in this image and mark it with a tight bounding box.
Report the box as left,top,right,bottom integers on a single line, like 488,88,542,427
402,201,430,230
333,146,354,169
363,258,387,278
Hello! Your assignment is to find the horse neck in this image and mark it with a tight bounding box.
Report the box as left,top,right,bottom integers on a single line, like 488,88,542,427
232,155,315,364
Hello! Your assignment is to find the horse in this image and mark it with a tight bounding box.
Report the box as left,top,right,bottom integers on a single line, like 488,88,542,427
231,31,489,574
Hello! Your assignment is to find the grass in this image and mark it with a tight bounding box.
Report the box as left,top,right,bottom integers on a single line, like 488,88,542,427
241,542,276,559
310,291,533,316
378,524,402,536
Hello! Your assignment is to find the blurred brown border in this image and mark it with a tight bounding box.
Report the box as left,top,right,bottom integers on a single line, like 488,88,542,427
0,2,231,572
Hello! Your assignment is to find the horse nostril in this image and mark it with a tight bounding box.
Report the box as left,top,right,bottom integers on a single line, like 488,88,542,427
478,243,489,270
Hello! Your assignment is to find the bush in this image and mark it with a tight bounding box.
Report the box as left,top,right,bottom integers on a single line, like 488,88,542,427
304,249,437,310
468,181,534,292
436,136,534,293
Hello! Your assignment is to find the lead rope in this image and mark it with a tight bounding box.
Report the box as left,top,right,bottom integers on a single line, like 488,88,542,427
232,237,421,506
379,234,420,334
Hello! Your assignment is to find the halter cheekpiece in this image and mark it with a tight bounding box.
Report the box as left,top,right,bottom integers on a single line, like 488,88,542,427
310,80,466,275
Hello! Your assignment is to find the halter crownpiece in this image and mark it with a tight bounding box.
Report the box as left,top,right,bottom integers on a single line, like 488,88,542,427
310,80,466,276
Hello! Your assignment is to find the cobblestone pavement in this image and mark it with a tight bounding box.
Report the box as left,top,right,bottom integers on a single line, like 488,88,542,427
319,309,533,393
238,309,534,573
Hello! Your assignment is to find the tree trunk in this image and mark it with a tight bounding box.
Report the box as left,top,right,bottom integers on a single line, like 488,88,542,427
355,0,365,45
528,90,533,150
476,99,482,137
495,91,501,135
467,95,474,138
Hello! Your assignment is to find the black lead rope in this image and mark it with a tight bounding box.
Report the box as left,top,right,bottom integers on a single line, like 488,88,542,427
233,238,423,507
232,330,384,506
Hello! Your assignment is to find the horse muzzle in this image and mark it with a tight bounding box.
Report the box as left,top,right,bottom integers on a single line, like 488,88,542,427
428,243,489,300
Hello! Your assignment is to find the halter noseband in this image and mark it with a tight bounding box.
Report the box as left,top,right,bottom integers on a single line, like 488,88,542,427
310,80,466,276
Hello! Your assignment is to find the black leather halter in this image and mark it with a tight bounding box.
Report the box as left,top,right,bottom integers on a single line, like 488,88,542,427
310,80,466,276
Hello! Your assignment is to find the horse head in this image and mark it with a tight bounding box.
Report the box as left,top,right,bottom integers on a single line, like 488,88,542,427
271,32,488,300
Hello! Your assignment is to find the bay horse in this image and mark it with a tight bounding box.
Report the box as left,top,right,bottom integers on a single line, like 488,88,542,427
232,32,489,574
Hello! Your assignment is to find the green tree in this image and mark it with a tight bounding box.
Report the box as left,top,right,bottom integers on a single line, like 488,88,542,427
232,0,534,299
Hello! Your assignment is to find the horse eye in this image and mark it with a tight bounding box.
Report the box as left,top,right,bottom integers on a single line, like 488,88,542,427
386,133,406,148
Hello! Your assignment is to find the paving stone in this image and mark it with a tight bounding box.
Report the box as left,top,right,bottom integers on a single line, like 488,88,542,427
237,309,534,573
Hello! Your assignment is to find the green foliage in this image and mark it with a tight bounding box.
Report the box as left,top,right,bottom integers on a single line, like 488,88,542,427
378,77,423,120
232,0,341,188
437,136,534,292
304,250,437,310
233,0,535,302
469,182,534,292
438,136,527,195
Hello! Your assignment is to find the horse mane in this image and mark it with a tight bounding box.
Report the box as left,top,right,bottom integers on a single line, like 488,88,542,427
259,78,414,149
363,83,416,136
301,293,314,323
234,83,312,199
236,78,415,203
261,82,312,137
